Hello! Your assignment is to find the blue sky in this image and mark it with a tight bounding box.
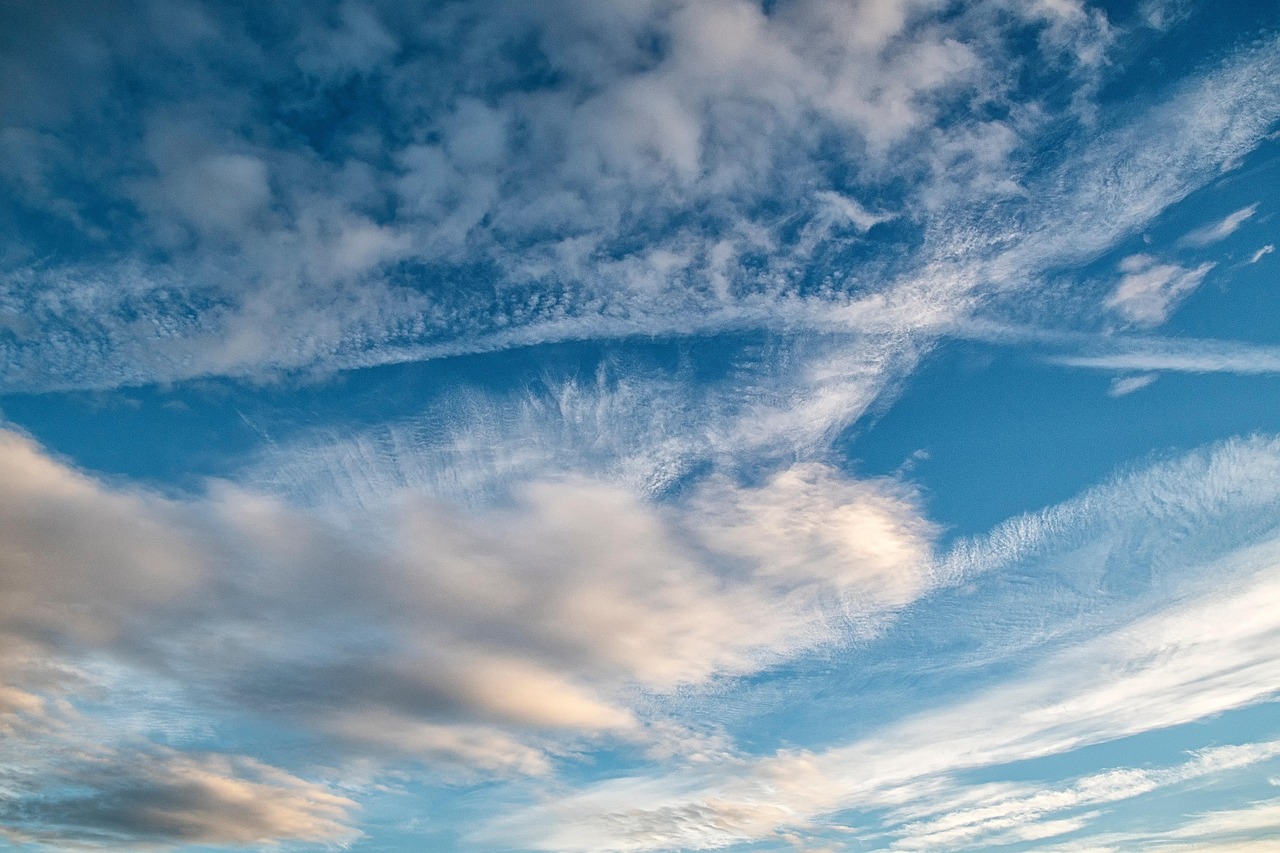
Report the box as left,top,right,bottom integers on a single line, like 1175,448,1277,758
2,1,1280,850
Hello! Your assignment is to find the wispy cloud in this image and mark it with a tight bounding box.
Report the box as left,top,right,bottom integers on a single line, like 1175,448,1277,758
885,741,1280,850
483,435,1280,851
937,432,1280,584
1055,337,1280,375
0,6,1276,392
1179,203,1259,247
4,5,1280,851
1036,798,1280,852
488,533,1280,850
1107,373,1158,396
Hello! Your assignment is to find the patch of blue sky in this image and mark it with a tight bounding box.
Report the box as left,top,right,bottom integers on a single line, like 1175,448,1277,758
849,130,1280,537
849,346,1280,538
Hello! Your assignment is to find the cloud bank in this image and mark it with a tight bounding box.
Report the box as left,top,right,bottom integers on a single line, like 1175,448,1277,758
0,425,937,844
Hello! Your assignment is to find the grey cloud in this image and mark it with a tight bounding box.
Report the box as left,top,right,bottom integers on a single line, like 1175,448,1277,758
0,430,202,646
0,746,357,849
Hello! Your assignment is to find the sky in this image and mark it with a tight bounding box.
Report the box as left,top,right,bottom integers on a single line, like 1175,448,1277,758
1,0,1280,851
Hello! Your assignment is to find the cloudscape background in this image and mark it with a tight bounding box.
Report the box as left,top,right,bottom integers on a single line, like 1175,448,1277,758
1,0,1280,850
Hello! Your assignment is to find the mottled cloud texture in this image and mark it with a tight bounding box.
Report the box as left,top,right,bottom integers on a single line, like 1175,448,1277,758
3,0,1280,850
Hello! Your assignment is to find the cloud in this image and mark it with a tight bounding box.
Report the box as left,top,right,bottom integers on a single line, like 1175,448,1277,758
0,429,202,647
244,331,929,508
1140,0,1193,31
2,4,1275,392
1055,337,1280,375
1249,244,1275,264
689,464,937,616
0,426,940,846
482,435,1280,851
1106,373,1157,396
1103,254,1214,326
489,533,1280,850
0,743,358,849
884,740,1280,850
1179,203,1259,248
4,5,1280,850
1035,798,1280,852
936,433,1280,584
320,711,555,777
0,0,981,388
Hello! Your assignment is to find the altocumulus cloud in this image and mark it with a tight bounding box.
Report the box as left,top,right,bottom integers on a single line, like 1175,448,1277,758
0,0,1138,391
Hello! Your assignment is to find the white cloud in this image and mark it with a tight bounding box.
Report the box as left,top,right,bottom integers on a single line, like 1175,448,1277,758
1139,0,1193,31
243,330,928,510
488,531,1280,850
1249,244,1275,264
1179,203,1259,248
1104,254,1214,326
937,433,1280,586
1107,373,1157,396
1035,798,1280,852
886,741,1280,850
689,464,937,615
483,436,1280,851
3,5,1276,392
1056,337,1280,375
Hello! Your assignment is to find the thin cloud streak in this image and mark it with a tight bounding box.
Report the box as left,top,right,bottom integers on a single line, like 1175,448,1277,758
1178,203,1259,248
1056,339,1280,374
884,740,1280,850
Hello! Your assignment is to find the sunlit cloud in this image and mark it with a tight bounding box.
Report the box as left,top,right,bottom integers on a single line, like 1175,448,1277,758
2,1,1279,850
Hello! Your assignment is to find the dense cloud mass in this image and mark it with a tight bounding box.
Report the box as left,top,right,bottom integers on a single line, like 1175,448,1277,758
3,0,1280,850
0,426,939,841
